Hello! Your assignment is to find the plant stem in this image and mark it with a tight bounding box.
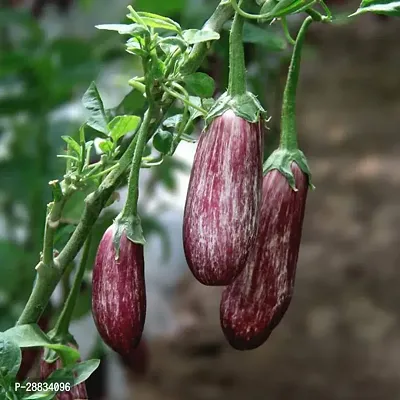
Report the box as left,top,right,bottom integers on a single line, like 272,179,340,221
53,237,92,337
88,164,119,181
281,17,296,46
229,0,272,20
120,43,156,220
42,181,69,266
228,3,246,97
120,106,154,219
319,0,332,18
167,82,207,114
16,0,233,326
280,16,312,151
306,8,325,22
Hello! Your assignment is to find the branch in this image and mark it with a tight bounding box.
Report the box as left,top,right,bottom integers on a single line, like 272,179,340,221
42,180,67,266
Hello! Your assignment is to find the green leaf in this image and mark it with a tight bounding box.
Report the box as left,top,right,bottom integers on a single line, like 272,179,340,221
129,13,180,33
61,136,81,156
136,12,181,31
150,58,167,79
159,37,188,53
108,115,141,142
125,38,147,57
69,359,100,386
182,29,220,44
266,0,316,18
202,98,216,112
183,72,215,98
82,82,109,135
260,0,279,14
111,89,146,116
187,96,203,120
163,114,182,129
3,324,50,348
98,140,113,154
0,333,21,378
22,393,55,399
45,367,74,386
350,0,400,16
48,344,80,366
95,23,148,35
153,130,173,154
44,359,99,389
3,325,80,366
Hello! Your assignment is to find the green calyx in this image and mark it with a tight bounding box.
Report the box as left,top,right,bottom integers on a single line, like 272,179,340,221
43,330,77,363
112,213,145,260
263,147,314,191
205,91,267,127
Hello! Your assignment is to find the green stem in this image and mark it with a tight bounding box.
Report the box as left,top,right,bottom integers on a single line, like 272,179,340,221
120,106,154,219
87,164,119,181
127,5,148,27
230,0,273,20
121,45,155,219
228,4,246,97
53,237,92,337
318,0,332,19
42,181,68,266
280,16,313,151
162,84,206,114
165,48,183,77
16,0,233,327
306,8,325,21
128,79,146,93
281,17,296,46
57,155,80,162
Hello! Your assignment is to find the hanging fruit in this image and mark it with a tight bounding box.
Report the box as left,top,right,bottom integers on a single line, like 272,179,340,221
183,6,266,286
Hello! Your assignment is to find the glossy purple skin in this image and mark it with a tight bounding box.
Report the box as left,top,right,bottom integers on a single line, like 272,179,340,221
220,163,308,350
92,226,146,357
40,345,88,400
183,110,263,286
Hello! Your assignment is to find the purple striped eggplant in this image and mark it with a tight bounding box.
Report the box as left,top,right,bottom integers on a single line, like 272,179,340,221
40,344,88,400
92,225,146,357
183,109,263,286
220,162,308,350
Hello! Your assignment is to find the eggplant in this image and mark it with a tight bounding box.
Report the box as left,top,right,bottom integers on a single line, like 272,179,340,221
220,162,308,350
183,110,263,286
92,225,146,357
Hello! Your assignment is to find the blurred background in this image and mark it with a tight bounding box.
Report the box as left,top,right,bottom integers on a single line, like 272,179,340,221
1,0,400,399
